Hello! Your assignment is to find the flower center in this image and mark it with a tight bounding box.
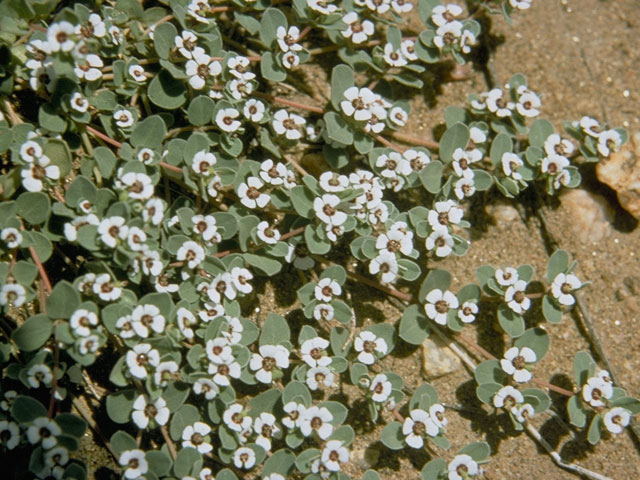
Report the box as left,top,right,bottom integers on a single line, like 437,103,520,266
514,291,525,303
262,356,276,371
246,186,260,199
435,300,449,314
363,340,376,353
513,355,526,370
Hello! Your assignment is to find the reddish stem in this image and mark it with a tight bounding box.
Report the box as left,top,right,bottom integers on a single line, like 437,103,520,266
28,246,52,294
85,125,122,149
252,92,325,114
390,131,439,151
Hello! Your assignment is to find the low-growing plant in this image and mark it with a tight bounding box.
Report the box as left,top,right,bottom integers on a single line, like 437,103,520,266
0,0,637,479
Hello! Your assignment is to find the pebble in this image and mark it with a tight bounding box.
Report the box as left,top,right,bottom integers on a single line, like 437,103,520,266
421,336,462,378
350,444,380,469
560,189,614,243
596,131,640,219
486,202,520,229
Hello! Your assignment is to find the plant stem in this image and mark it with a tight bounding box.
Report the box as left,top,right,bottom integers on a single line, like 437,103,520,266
390,131,439,151
161,426,178,460
252,91,325,114
86,125,123,149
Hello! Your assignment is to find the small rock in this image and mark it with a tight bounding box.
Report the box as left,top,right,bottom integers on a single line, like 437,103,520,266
350,444,380,469
421,336,462,378
560,189,614,243
486,202,520,228
623,276,640,295
596,131,640,219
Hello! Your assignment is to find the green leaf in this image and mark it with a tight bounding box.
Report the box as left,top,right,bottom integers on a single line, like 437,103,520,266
260,8,287,47
235,12,261,35
474,359,508,386
262,449,296,477
546,249,569,284
320,265,347,285
154,22,178,59
573,351,595,387
515,328,549,361
94,146,116,178
419,160,443,193
353,130,373,154
476,382,502,404
260,51,287,82
324,111,353,146
11,395,47,423
148,70,188,109
458,442,491,461
398,304,429,345
439,123,469,163
490,133,513,167
522,388,551,414
587,413,602,445
611,397,640,414
146,450,173,477
44,139,72,177
290,186,315,218
169,404,200,441
12,314,52,351
13,260,37,286
444,106,468,127
110,430,138,455
55,413,87,438
46,280,80,319
330,65,354,110
542,294,563,324
421,458,447,480
38,104,67,133
529,118,554,148
283,381,312,406
473,169,493,191
397,258,421,281
131,115,166,149
380,421,404,450
410,383,439,410
174,447,202,478
17,191,50,225
243,253,282,276
567,395,588,428
419,269,451,301
305,224,331,255
66,175,97,208
497,303,525,338
260,313,290,346
106,389,137,424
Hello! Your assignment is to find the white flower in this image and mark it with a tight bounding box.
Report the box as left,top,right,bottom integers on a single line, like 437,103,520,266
354,331,388,365
321,440,349,472
501,152,524,180
426,227,454,258
193,378,219,400
208,273,236,303
314,194,347,226
313,303,334,322
580,116,601,137
454,176,476,199
131,304,165,338
257,221,280,244
0,421,19,450
228,78,254,100
516,87,541,117
98,216,128,248
341,86,376,122
108,25,123,45
392,0,413,13
425,289,459,325
69,92,89,113
509,0,532,9
597,129,622,157
493,385,523,409
307,0,338,14
486,88,514,117
206,337,232,364
182,422,213,453
428,200,464,228
282,401,306,430
541,155,570,177
153,361,178,387
272,109,305,140
231,267,254,295
20,140,43,163
175,30,204,59
505,280,530,314
69,309,98,337
144,198,165,225
136,148,155,165
21,155,60,192
238,176,270,209
315,277,341,302
401,39,418,60
93,273,122,301
113,109,134,128
458,301,478,323
77,334,99,354
511,403,535,423
495,267,518,286
227,56,255,81
544,133,575,158
319,171,349,192
128,64,146,82
243,99,266,122
76,14,106,38
550,273,582,306
198,302,225,323
430,403,448,429
306,366,335,390
582,376,613,408
433,21,462,50
119,450,148,479
1,228,22,249
27,364,52,388
376,151,412,178
120,172,154,200
370,373,392,402
116,315,135,339
301,337,331,367
47,22,75,52
132,395,170,429
369,252,399,284
448,454,479,480
341,12,374,44
432,4,462,26
208,354,241,386
223,404,252,433
603,407,631,434
259,159,287,186
282,51,300,69
27,417,61,448
383,43,408,67
207,175,223,198
501,346,537,383
141,250,163,277
250,344,290,383
191,150,217,176
402,409,438,448
364,0,390,13
126,343,160,379
177,241,205,269
276,26,303,53
233,446,256,469
253,412,280,451
216,108,242,133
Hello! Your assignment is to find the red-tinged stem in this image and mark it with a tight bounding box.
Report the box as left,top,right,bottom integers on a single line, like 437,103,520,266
374,134,405,153
390,131,439,151
296,25,313,43
280,226,305,241
85,125,122,149
532,378,575,397
456,333,494,360
253,92,325,114
159,161,183,174
346,270,414,303
28,246,53,294
161,426,178,460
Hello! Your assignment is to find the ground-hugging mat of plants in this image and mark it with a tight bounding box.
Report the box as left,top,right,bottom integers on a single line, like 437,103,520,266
0,0,639,479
